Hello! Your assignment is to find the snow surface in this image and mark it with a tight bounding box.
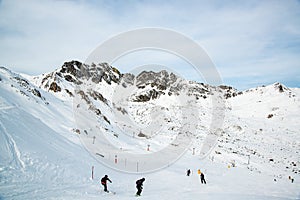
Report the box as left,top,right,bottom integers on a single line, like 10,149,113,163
0,67,299,199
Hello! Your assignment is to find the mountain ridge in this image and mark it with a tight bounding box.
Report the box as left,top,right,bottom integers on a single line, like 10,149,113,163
23,60,244,102
0,61,299,199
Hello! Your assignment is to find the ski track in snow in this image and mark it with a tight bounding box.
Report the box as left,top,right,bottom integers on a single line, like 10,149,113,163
0,117,25,169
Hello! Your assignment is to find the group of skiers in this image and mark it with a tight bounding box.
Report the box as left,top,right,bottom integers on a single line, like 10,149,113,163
101,169,206,196
101,175,145,196
187,169,207,184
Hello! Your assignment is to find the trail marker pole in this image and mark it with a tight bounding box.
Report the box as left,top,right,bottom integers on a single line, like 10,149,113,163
91,166,94,180
248,155,250,165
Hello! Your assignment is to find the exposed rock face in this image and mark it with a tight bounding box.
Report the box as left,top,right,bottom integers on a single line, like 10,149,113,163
77,90,90,104
136,70,178,90
39,61,122,93
32,89,41,98
49,82,61,92
37,60,249,105
219,85,239,99
13,76,45,100
274,82,286,93
121,73,135,87
138,132,147,138
88,90,108,105
134,89,162,102
60,61,81,77
127,70,215,102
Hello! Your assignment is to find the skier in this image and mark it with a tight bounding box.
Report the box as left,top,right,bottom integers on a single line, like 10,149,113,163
101,175,112,193
186,169,191,176
136,178,145,196
197,169,201,175
200,172,206,184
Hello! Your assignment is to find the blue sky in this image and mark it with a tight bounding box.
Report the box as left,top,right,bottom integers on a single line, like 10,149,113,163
0,0,299,90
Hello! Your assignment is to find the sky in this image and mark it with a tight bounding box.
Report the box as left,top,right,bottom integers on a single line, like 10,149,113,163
0,0,299,90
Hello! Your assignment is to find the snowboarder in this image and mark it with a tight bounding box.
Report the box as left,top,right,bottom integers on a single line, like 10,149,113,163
187,169,191,176
200,172,206,184
101,175,112,193
136,178,145,196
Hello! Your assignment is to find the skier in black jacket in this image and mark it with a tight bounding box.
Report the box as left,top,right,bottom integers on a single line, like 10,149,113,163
101,175,112,192
187,169,191,176
200,173,206,184
136,178,145,196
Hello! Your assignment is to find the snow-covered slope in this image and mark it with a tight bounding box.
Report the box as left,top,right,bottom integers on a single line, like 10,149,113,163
0,63,299,199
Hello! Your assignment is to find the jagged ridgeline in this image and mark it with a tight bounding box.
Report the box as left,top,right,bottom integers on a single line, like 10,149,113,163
37,60,239,101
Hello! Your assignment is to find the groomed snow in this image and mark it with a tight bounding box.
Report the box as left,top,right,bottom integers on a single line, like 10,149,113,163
0,68,299,199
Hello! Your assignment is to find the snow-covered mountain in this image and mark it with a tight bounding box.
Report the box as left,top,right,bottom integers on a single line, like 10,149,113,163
0,61,299,199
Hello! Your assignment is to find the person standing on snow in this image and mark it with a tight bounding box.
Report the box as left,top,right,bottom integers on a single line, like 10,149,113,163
187,169,191,176
136,178,145,196
197,169,201,175
200,172,206,184
101,175,112,192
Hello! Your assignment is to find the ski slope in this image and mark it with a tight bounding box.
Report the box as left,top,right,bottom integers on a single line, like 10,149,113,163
0,67,299,199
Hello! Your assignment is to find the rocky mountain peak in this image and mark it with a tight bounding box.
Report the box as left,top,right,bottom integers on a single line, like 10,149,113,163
37,61,121,95
56,61,121,85
273,82,289,93
135,70,179,90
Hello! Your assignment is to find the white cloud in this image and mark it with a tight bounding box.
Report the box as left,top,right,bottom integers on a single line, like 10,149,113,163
0,0,299,89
